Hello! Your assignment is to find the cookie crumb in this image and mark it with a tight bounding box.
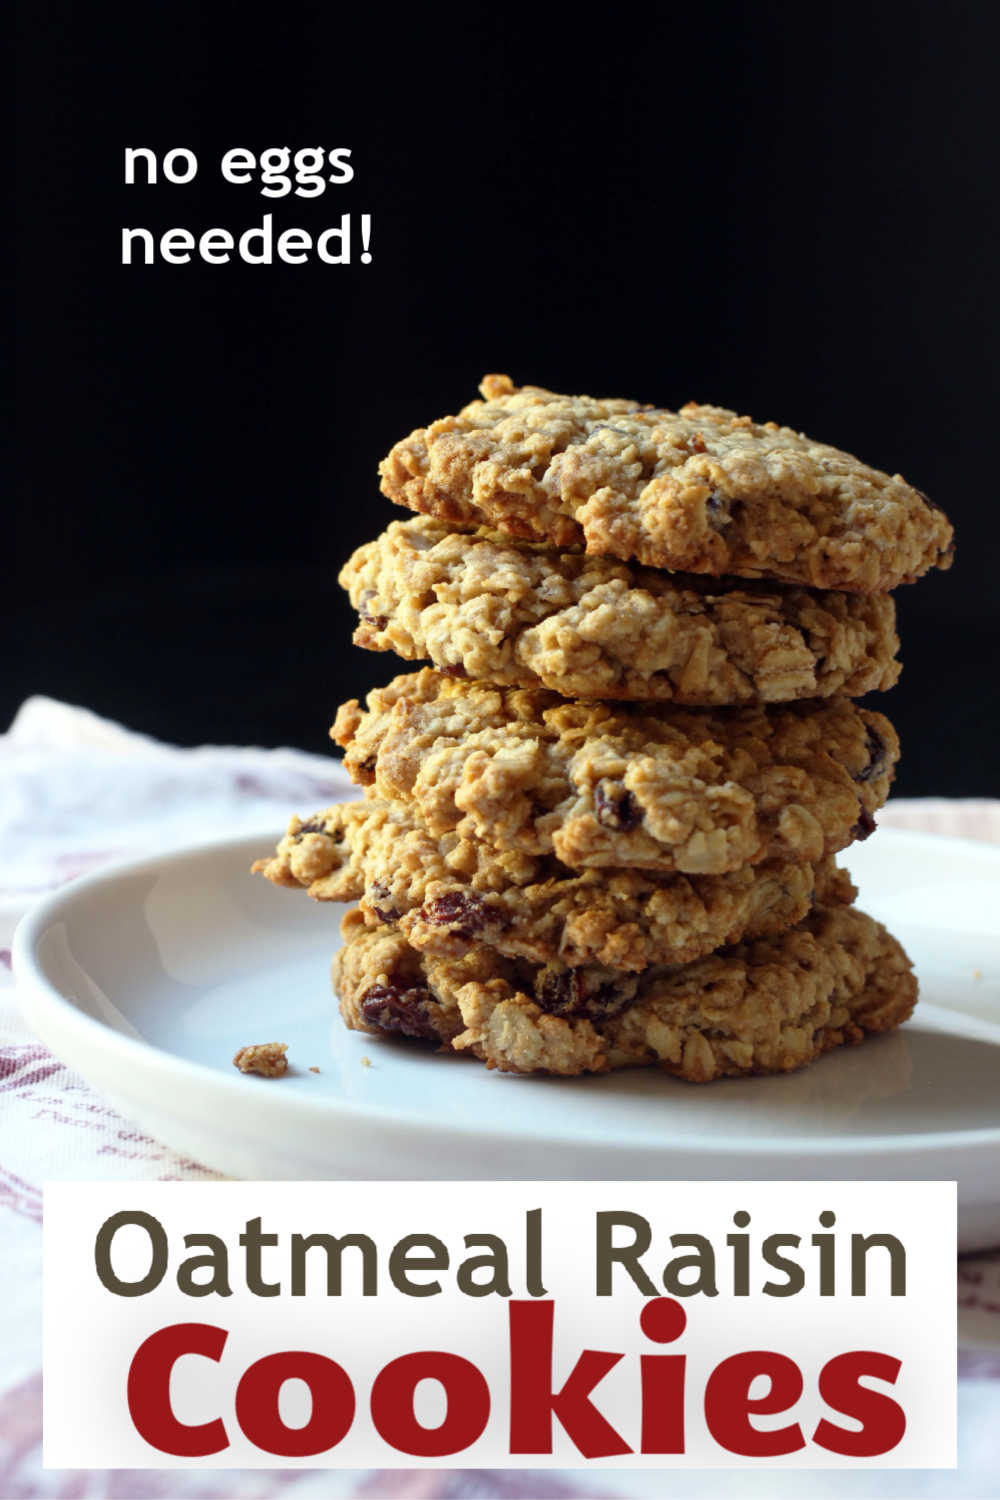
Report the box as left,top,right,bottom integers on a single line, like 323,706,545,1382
361,1055,372,1068
233,1042,288,1077
309,1065,320,1073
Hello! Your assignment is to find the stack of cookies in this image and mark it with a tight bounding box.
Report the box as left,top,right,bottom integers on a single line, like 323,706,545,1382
255,376,954,1081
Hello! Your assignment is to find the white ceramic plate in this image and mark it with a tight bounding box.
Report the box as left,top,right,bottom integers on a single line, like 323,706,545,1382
13,827,1000,1248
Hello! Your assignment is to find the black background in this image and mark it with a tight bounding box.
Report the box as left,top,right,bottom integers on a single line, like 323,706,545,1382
14,3,999,795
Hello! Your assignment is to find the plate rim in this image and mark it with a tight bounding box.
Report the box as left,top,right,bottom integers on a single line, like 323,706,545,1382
13,827,1000,1162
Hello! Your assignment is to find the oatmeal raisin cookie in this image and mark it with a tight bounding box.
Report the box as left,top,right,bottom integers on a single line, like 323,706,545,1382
333,903,917,1080
379,376,953,592
332,670,898,875
341,516,900,702
254,795,854,971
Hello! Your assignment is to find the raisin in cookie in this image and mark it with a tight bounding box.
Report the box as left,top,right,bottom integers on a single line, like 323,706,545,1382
378,376,953,592
254,795,854,971
340,517,900,703
332,670,898,875
333,902,917,1080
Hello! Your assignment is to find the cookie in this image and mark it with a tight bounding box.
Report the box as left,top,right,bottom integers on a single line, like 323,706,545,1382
232,1042,288,1077
333,902,917,1080
331,670,898,875
340,517,901,703
254,796,855,971
378,375,953,592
